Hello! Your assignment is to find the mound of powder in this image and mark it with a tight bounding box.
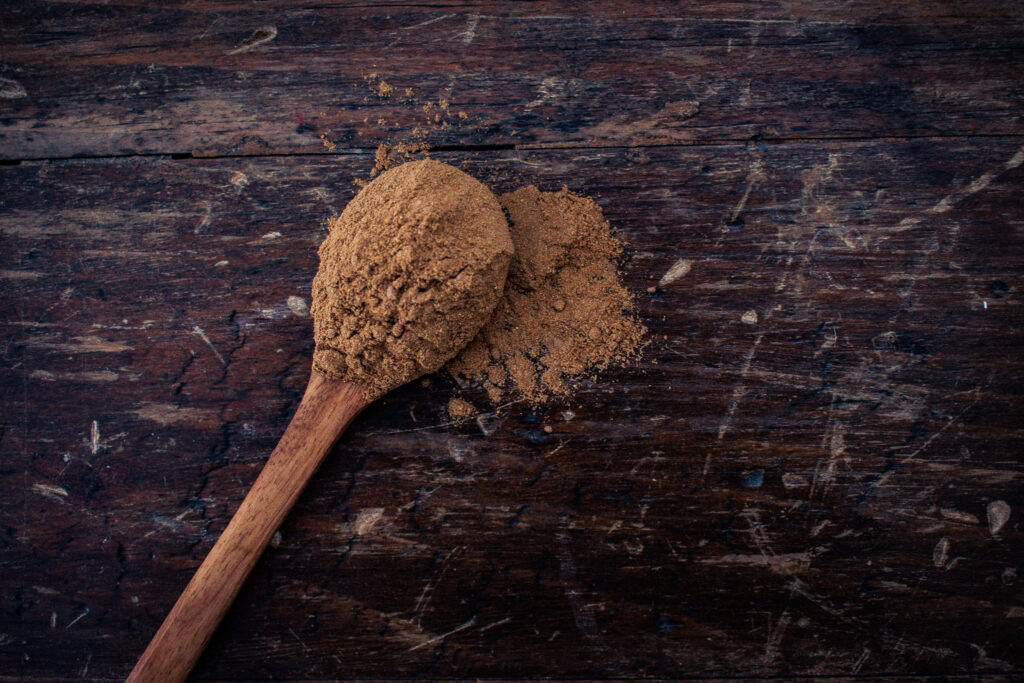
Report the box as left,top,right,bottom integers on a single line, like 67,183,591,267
447,185,646,402
311,159,513,401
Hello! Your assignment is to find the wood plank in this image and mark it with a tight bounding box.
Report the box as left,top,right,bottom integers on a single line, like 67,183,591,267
2,138,1022,679
2,2,1023,159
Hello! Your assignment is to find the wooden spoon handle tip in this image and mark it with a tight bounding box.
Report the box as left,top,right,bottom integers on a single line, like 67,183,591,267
128,374,365,683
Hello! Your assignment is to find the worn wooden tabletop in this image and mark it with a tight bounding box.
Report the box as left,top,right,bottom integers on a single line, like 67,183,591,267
2,1,1023,680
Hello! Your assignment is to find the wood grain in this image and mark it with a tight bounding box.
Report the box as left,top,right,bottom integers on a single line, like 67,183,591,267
2,139,1022,679
2,2,1024,159
1,1,1023,681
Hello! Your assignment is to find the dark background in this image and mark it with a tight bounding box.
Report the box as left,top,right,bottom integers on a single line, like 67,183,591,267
2,1,1023,680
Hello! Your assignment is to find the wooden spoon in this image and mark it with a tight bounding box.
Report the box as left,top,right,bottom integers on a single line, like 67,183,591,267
128,159,511,682
127,372,366,682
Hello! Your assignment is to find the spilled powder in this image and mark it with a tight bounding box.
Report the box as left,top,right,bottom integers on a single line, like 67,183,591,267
366,142,429,182
311,160,512,401
447,186,646,402
447,397,477,420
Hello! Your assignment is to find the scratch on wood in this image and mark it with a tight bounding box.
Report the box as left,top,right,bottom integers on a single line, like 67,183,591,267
79,653,92,678
194,202,212,234
31,369,119,383
478,616,512,633
32,483,69,500
286,295,308,316
659,258,692,287
353,507,385,536
525,76,569,110
191,325,226,365
932,537,950,568
26,335,132,353
715,331,765,444
407,617,476,652
0,76,28,99
987,500,1011,535
727,158,765,228
892,142,1024,233
65,606,90,630
400,14,455,31
0,269,43,279
288,627,310,653
763,610,791,663
870,387,981,491
700,552,815,573
782,473,809,489
226,25,277,55
852,648,871,674
939,508,980,525
457,14,480,45
90,420,100,455
133,402,216,426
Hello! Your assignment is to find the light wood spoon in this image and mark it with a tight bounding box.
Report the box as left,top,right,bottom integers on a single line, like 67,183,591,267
127,373,366,682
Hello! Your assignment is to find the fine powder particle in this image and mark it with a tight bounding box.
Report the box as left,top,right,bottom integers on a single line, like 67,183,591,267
447,397,477,419
447,185,646,402
311,160,513,401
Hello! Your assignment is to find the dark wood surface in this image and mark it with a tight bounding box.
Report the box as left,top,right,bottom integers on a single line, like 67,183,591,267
2,2,1023,680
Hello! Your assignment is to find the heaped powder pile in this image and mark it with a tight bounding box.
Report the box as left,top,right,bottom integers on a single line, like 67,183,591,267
447,185,647,402
311,159,513,401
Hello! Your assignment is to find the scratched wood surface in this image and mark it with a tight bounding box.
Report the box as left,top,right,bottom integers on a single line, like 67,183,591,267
2,2,1023,682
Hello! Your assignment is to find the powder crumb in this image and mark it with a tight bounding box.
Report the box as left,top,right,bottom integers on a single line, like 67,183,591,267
377,80,394,97
369,142,430,178
447,397,477,420
405,87,414,97
312,160,513,401
458,111,468,120
448,186,646,402
320,134,337,152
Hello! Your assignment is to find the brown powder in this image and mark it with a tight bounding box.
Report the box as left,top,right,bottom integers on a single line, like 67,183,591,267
311,160,513,401
447,185,646,402
447,397,477,419
368,142,429,180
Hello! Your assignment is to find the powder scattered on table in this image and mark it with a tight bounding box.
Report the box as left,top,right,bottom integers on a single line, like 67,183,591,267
364,142,429,183
448,185,646,402
311,159,513,401
447,397,477,419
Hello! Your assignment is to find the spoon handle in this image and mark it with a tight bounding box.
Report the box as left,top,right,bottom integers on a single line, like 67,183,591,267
128,373,366,683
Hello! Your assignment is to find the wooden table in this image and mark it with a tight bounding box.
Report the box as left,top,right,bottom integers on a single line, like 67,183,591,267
2,2,1022,680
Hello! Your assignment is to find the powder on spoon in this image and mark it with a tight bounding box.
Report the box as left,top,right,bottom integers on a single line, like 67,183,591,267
311,159,513,401
447,185,646,402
